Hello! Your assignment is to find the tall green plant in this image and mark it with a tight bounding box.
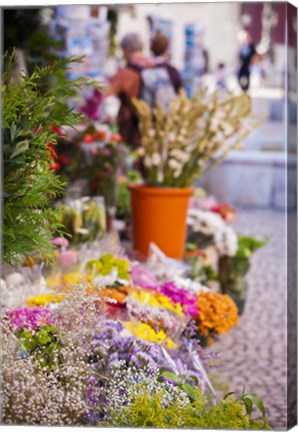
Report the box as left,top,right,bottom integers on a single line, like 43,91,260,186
2,54,103,266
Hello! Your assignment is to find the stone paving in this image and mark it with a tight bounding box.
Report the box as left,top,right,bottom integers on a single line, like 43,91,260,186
207,209,288,430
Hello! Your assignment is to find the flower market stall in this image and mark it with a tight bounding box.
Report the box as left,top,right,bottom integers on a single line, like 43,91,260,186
2,55,270,429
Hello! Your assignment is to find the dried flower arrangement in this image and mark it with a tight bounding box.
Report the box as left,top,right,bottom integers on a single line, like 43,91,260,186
133,89,262,187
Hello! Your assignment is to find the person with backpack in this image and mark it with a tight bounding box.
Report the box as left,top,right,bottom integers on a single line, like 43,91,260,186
108,32,156,149
150,30,184,96
108,32,181,149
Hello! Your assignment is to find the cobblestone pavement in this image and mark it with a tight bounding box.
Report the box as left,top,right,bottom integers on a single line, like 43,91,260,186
207,209,288,430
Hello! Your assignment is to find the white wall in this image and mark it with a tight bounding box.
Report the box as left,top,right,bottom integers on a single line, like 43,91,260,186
116,3,242,72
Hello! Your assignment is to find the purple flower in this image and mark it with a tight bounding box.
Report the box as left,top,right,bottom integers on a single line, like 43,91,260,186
79,89,104,121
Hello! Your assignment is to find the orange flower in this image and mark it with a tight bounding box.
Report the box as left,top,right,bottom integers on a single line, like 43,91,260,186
197,291,238,335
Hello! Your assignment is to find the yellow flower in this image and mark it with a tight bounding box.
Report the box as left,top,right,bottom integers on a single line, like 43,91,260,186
46,276,62,288
131,289,183,316
62,273,93,286
26,293,64,307
123,321,177,349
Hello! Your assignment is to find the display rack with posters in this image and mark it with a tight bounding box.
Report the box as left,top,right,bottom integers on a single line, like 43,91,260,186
50,6,110,106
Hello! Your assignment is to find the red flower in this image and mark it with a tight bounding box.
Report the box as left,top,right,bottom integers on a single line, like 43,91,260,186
97,130,107,141
49,162,61,171
211,203,237,223
59,154,71,165
51,124,67,137
83,134,96,143
110,133,122,143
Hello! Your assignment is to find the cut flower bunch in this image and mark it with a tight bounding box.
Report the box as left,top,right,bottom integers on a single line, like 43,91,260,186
133,89,262,187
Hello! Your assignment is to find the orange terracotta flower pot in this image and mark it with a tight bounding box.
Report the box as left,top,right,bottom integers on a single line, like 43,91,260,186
129,184,193,260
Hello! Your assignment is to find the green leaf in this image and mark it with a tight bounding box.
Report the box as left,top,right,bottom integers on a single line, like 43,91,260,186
181,383,197,401
242,397,253,416
10,124,17,141
159,370,180,383
249,393,266,416
185,242,197,251
224,391,236,399
36,332,52,346
190,375,199,386
10,140,29,159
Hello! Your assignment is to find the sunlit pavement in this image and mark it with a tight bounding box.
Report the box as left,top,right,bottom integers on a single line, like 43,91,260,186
207,209,288,430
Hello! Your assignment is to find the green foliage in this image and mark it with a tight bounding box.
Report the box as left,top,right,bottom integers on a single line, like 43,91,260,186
236,235,268,260
106,386,270,429
2,53,103,266
218,235,267,297
86,254,130,282
158,370,199,401
19,325,61,371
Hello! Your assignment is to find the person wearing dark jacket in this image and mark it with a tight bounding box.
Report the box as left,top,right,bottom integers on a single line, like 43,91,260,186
237,30,256,92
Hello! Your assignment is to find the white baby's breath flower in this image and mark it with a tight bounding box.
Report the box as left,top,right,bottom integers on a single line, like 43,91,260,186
138,148,145,157
147,129,155,138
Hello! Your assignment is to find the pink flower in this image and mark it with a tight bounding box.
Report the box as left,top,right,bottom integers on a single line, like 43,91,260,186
8,307,53,331
159,282,199,317
131,266,157,289
52,237,70,248
58,251,77,267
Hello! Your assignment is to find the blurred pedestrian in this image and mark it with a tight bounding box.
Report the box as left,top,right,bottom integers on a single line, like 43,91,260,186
150,30,183,93
237,30,256,92
108,32,155,149
193,34,209,77
216,63,227,90
250,53,266,88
